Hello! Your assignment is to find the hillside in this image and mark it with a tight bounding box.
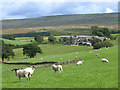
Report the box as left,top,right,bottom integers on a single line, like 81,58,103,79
2,13,118,30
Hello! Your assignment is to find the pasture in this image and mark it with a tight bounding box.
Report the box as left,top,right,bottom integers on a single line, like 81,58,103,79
2,43,118,88
0,38,33,45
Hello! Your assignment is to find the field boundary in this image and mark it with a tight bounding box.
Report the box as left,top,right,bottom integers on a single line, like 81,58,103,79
3,59,82,72
1,61,58,65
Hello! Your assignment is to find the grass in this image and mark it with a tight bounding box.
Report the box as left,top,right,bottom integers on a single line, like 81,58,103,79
6,44,89,62
1,38,33,45
2,44,118,88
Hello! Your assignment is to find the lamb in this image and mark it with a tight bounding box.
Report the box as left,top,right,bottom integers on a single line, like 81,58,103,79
76,60,84,66
102,58,109,63
13,66,35,82
52,64,63,73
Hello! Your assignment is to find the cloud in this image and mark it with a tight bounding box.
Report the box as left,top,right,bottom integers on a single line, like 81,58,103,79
0,2,118,20
105,8,114,13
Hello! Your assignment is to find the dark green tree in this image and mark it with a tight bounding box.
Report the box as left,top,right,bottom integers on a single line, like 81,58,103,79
48,34,56,43
59,38,62,42
63,38,69,43
89,37,102,46
9,37,15,40
34,35,44,43
91,26,100,35
99,27,110,36
2,41,15,61
69,36,74,44
97,32,104,37
23,43,42,58
93,41,113,49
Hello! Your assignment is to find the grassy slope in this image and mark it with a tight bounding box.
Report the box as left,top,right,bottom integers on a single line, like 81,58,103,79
2,13,118,30
7,45,89,62
2,13,118,34
2,44,118,88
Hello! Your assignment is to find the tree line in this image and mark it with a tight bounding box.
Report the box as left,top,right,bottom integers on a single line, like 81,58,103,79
2,32,50,39
91,26,118,40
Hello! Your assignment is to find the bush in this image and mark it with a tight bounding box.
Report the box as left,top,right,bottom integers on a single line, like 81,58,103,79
93,41,113,49
9,37,15,40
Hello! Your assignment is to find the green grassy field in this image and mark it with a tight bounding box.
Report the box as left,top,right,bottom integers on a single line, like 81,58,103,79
0,38,33,45
2,43,118,88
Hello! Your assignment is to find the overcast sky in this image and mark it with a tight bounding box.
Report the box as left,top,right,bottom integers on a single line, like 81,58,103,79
0,0,118,20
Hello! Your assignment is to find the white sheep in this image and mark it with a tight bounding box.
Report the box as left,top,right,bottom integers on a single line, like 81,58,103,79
76,52,78,54
40,58,43,60
99,49,101,51
52,64,63,73
95,50,97,52
13,66,35,82
77,60,84,66
90,50,92,53
102,58,109,63
75,56,78,59
96,54,98,56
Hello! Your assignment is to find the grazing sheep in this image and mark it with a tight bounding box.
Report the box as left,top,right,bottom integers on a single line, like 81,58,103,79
52,64,63,73
96,54,98,56
106,47,109,49
76,52,78,54
95,50,97,52
90,50,92,53
40,58,43,60
100,49,101,51
98,55,100,58
13,66,35,82
75,56,78,59
77,60,84,66
102,58,109,63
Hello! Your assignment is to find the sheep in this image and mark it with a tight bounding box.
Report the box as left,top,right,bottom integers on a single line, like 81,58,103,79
95,50,97,52
96,54,98,56
13,66,35,82
75,56,78,59
90,50,92,53
99,49,101,51
106,47,109,49
76,60,84,66
40,58,43,60
76,52,78,54
52,64,63,73
98,55,100,58
102,58,109,63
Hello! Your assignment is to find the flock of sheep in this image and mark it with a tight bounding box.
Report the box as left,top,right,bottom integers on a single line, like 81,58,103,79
13,47,109,82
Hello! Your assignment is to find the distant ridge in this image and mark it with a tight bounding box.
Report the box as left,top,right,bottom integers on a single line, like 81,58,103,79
2,13,118,30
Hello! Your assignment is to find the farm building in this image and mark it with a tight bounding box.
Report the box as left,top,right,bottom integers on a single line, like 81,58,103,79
61,35,108,46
